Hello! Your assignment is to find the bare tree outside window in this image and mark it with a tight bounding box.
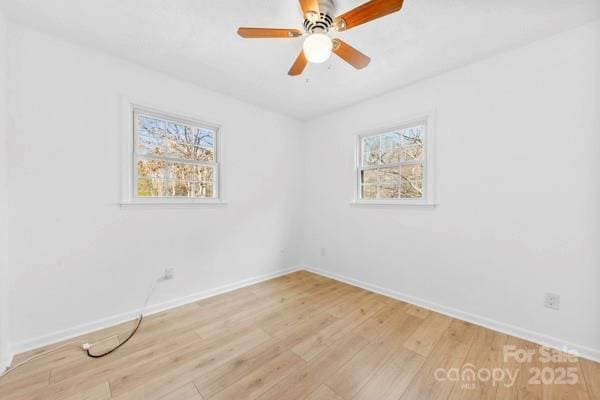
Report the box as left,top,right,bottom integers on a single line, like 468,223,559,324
358,124,425,201
134,112,218,199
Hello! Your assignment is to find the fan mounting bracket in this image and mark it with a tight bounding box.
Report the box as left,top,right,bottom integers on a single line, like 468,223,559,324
303,0,337,33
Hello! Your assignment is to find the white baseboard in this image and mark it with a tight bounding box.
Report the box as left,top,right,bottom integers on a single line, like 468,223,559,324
1,352,14,372
302,266,600,363
11,267,300,356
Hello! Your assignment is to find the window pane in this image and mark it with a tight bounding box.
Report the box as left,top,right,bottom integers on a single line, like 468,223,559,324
166,162,214,182
378,167,400,183
379,184,399,199
164,123,215,161
362,136,380,166
193,181,215,198
168,181,214,198
137,159,167,179
136,114,215,162
401,145,423,161
166,122,186,143
137,178,168,197
137,115,167,156
400,125,424,161
361,169,378,184
381,147,401,164
197,129,215,148
361,184,377,199
167,143,214,161
166,123,215,148
400,125,424,146
137,134,167,157
138,115,166,137
168,180,192,197
138,178,214,198
381,132,401,148
401,164,424,198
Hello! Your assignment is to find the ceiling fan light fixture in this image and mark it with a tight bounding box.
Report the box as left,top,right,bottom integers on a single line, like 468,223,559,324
302,33,332,63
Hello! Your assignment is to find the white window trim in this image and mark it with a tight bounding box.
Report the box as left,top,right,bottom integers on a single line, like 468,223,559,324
351,111,436,206
120,97,226,206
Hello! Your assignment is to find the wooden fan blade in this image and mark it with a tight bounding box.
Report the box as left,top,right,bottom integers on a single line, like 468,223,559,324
288,50,308,76
334,0,404,31
332,39,371,69
237,27,303,38
299,0,320,18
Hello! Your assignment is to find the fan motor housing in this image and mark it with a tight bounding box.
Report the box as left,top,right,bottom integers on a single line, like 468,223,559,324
303,0,336,33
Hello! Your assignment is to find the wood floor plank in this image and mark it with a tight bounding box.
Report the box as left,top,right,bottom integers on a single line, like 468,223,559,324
306,385,343,400
62,382,111,400
292,298,384,361
352,302,406,342
250,277,315,304
210,351,304,400
541,352,591,400
325,290,375,318
196,291,324,342
399,322,479,400
2,271,599,400
326,311,423,399
44,331,202,399
194,312,338,399
326,339,391,399
158,383,202,400
50,291,273,385
405,304,431,319
109,329,271,399
261,284,357,337
353,347,425,400
443,319,477,345
0,370,50,400
495,337,543,400
256,332,369,400
447,326,507,400
0,363,50,386
580,358,600,399
49,304,240,383
402,311,453,357
194,277,345,342
373,311,424,349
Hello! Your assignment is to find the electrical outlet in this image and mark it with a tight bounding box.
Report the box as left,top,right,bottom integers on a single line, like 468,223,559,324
544,293,560,310
320,248,327,257
164,267,175,280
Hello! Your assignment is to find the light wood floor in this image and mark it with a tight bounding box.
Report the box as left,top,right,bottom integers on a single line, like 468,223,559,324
1,271,599,400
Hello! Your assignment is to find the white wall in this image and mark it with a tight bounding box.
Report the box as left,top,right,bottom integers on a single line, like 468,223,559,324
0,9,11,369
6,24,304,351
300,21,600,358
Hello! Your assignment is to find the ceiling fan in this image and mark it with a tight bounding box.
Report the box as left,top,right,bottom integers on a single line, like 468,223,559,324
237,0,405,76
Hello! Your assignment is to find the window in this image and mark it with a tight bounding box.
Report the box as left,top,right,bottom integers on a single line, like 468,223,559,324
122,104,221,204
355,116,434,204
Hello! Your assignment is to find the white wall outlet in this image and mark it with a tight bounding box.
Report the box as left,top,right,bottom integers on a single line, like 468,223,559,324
163,267,175,280
320,248,327,257
544,293,560,310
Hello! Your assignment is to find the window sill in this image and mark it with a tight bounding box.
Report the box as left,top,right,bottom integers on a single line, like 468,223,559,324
350,200,436,207
120,200,228,209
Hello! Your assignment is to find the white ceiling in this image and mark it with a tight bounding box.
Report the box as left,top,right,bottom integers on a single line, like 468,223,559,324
2,0,599,120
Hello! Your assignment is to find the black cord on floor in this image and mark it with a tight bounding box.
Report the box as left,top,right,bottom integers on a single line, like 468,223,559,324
85,315,144,358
